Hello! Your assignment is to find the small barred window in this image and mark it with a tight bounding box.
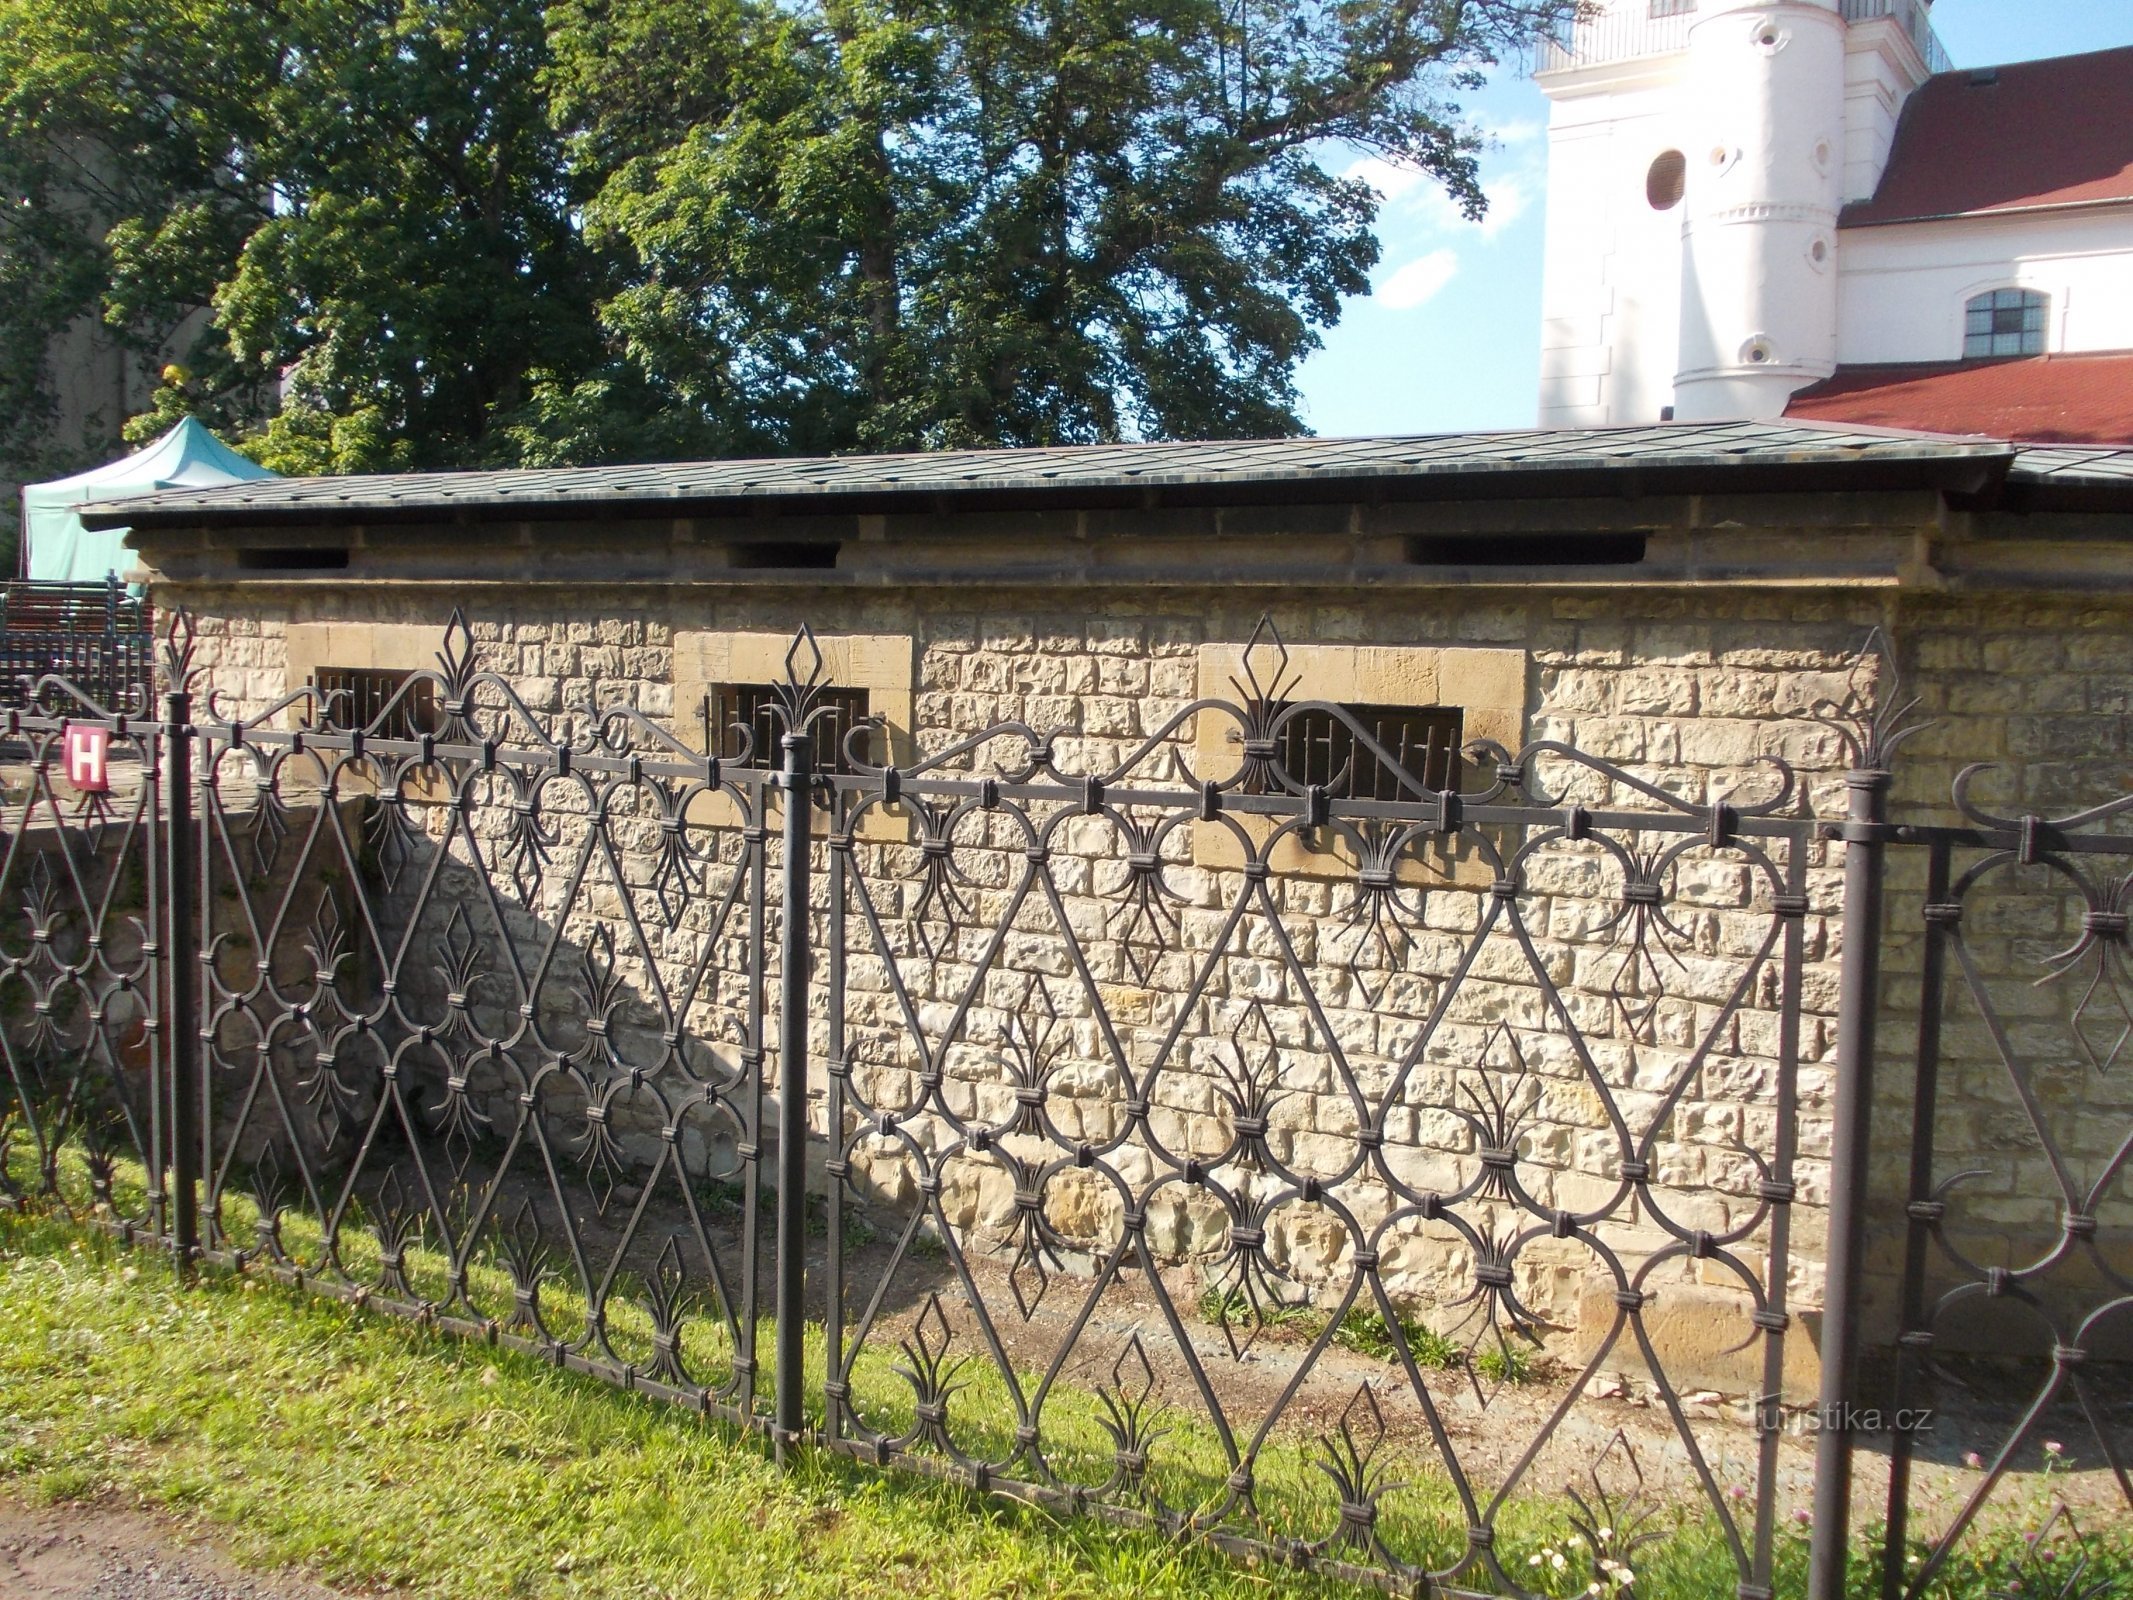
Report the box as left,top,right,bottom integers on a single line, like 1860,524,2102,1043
312,667,437,741
1254,703,1464,800
709,684,873,774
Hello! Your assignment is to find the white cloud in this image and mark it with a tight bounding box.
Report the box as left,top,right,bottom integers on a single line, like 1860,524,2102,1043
1471,176,1531,239
1345,153,1431,205
1492,117,1545,146
1375,248,1460,310
1343,154,1534,240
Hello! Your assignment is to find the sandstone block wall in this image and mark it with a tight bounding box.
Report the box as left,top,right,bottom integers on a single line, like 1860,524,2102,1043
162,582,2133,1375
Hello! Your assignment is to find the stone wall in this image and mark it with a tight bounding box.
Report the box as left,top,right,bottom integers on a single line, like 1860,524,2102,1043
1863,595,2133,1355
161,579,2133,1380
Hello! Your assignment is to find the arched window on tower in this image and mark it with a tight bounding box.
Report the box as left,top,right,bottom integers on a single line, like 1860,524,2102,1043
1646,150,1687,211
1964,289,2049,359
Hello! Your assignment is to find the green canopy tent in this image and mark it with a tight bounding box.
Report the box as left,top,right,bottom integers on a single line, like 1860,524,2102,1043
20,418,277,581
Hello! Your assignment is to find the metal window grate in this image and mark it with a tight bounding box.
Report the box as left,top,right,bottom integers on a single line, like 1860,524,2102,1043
711,684,873,773
312,667,437,741
1272,702,1463,800
1963,288,2048,359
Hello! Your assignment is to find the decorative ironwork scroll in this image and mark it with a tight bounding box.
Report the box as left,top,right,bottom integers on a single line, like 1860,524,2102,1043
7,609,2125,1600
0,650,167,1237
1878,771,2133,1599
817,618,1822,1599
188,612,777,1421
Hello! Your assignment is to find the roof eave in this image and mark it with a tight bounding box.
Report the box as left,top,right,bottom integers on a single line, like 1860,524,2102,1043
80,449,2021,534
1840,192,2133,230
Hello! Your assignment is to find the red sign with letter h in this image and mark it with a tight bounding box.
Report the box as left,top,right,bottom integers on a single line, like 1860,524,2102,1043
64,723,111,792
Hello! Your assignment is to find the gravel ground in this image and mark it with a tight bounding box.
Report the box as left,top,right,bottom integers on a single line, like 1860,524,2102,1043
0,1501,355,1600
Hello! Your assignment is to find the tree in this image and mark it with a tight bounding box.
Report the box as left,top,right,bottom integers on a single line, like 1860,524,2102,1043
554,0,1576,452
0,0,607,481
0,0,265,494
0,0,1576,493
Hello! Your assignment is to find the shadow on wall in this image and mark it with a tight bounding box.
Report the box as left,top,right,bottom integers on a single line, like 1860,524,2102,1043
191,761,787,1397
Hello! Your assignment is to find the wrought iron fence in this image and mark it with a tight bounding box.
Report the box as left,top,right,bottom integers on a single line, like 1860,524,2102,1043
186,615,781,1421
1,610,2127,1600
809,620,1826,1598
1874,781,2133,1600
1,576,156,713
0,671,168,1235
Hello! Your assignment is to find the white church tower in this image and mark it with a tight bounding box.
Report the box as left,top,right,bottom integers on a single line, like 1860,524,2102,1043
1535,0,1945,426
1672,1,1847,420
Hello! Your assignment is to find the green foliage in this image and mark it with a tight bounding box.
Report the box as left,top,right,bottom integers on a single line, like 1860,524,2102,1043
1857,1449,2133,1600
0,0,597,479
0,0,1578,485
3,1200,2132,1600
1400,1320,1466,1371
1475,1338,1540,1386
0,1212,1360,1599
1329,1304,1398,1358
1198,1283,1321,1335
803,1190,879,1245
695,1176,749,1219
551,0,1579,451
1330,1304,1464,1371
1196,1291,1469,1373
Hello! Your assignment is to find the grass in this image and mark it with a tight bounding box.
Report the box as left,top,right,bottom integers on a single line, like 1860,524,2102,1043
1473,1343,1539,1387
1332,1308,1470,1374
0,1209,1352,1600
1194,1288,1517,1380
1,1192,2128,1600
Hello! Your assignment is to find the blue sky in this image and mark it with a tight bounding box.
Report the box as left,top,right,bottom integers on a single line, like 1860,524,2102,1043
1292,1,2133,439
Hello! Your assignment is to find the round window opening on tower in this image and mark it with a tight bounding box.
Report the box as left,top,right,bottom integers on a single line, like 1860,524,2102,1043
1647,150,1687,211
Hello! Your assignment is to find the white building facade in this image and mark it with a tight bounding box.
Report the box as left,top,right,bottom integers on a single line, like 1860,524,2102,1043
1534,0,2133,431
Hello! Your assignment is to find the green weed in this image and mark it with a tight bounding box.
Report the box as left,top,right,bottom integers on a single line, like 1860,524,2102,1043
1197,1284,1323,1337
1327,1305,1464,1371
1475,1339,1542,1386
2,1187,2127,1600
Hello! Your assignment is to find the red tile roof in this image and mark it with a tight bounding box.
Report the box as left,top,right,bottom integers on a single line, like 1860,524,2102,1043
1841,46,2133,227
1785,352,2133,444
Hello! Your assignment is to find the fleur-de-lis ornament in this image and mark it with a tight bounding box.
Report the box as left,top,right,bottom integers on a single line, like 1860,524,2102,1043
1565,1430,1664,1596
895,1293,971,1454
1314,1383,1400,1561
1093,1334,1170,1498
639,1233,694,1386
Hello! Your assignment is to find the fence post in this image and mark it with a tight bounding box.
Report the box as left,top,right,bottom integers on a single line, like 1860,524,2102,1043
1878,836,1951,1600
773,726,812,1455
1808,761,1891,1600
163,686,201,1277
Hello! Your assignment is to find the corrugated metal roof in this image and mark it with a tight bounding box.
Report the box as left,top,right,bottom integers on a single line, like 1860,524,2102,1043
81,420,2016,526
1786,353,2133,446
2008,443,2133,483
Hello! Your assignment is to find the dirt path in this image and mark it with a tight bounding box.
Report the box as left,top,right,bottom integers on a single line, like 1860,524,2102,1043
0,1500,358,1600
